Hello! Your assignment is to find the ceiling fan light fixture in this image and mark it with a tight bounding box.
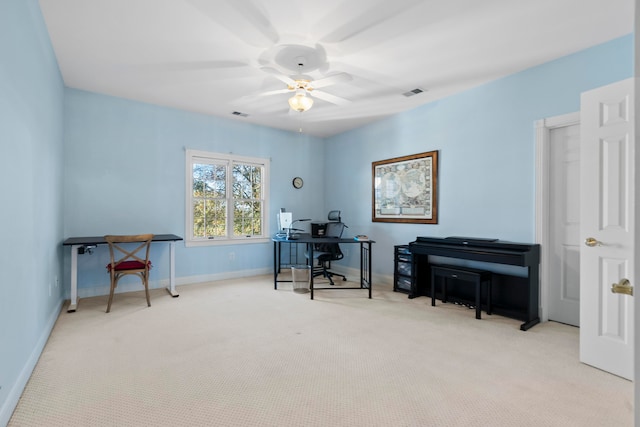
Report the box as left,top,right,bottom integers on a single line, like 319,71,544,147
288,90,313,112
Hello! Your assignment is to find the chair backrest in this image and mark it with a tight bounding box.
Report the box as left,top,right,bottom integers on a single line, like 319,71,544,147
313,211,346,258
104,234,154,272
327,210,341,221
314,222,345,260
325,221,345,238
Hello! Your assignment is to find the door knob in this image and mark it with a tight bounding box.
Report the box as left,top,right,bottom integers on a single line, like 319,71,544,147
611,278,633,296
584,237,602,247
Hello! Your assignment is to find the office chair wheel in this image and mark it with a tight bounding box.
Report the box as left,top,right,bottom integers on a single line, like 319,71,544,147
342,277,347,281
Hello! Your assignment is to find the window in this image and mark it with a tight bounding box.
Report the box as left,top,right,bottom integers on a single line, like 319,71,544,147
186,149,269,246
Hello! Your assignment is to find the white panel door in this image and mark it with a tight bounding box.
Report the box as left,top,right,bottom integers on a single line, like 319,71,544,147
548,124,581,326
579,78,634,380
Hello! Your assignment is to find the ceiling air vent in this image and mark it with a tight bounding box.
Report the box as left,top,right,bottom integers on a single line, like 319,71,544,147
402,88,425,97
231,111,248,117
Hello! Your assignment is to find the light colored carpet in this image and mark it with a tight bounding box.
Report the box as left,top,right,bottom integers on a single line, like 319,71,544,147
9,275,633,426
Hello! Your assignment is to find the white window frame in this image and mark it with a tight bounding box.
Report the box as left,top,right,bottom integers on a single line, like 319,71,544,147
185,149,270,247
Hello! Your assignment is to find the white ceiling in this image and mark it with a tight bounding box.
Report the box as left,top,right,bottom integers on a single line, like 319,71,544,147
38,0,633,138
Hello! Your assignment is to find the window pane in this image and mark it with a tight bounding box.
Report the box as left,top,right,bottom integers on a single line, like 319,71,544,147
192,200,206,238
210,165,226,198
232,164,249,198
193,164,206,197
233,200,261,236
205,200,227,237
193,199,227,238
251,171,262,199
232,164,262,199
232,163,263,237
193,163,226,198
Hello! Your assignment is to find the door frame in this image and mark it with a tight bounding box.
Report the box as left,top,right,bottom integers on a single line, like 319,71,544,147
634,74,639,427
535,111,580,323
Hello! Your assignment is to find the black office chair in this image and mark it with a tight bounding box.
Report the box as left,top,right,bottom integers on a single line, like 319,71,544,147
311,211,347,285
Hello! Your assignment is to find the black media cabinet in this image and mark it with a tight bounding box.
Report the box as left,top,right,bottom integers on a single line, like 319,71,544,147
393,245,412,294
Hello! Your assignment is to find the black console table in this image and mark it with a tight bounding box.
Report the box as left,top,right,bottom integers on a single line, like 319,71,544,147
409,236,540,330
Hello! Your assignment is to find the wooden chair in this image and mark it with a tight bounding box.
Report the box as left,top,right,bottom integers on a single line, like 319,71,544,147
104,234,154,313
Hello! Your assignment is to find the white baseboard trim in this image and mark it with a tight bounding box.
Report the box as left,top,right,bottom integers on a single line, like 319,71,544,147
324,266,394,291
70,266,394,300
75,268,273,299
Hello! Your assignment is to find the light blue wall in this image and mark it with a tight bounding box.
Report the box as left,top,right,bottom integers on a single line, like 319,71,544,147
325,35,633,275
0,0,65,424
63,89,325,293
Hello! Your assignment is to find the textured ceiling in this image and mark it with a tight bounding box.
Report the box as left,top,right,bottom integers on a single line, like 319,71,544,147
38,0,633,137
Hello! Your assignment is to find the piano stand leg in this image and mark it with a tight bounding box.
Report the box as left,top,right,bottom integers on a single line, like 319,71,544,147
486,279,492,315
520,318,540,331
475,281,481,320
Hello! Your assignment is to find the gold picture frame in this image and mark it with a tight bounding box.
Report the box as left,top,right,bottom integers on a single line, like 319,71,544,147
372,151,438,224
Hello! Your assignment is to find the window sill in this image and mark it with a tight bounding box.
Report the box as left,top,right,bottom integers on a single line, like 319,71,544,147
185,237,271,247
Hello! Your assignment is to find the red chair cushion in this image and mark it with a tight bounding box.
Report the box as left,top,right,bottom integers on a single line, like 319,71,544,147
107,260,152,272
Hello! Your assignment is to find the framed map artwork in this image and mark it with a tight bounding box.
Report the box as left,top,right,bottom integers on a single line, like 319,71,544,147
372,151,438,224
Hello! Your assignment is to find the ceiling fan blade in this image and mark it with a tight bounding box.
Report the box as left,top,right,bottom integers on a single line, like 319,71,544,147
311,90,351,106
311,73,353,89
127,60,260,83
257,88,292,97
260,67,295,86
316,0,423,47
122,61,255,86
323,60,406,92
142,60,249,72
185,0,279,48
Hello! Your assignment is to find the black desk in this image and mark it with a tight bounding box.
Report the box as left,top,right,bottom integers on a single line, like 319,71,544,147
272,234,374,299
63,234,183,312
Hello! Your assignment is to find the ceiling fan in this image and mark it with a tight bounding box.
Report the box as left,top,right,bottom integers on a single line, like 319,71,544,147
258,66,353,112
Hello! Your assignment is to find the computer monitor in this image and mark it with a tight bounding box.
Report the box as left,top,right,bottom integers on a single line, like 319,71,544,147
278,212,292,230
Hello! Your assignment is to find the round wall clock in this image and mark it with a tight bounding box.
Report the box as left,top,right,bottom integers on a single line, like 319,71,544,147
292,177,304,189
